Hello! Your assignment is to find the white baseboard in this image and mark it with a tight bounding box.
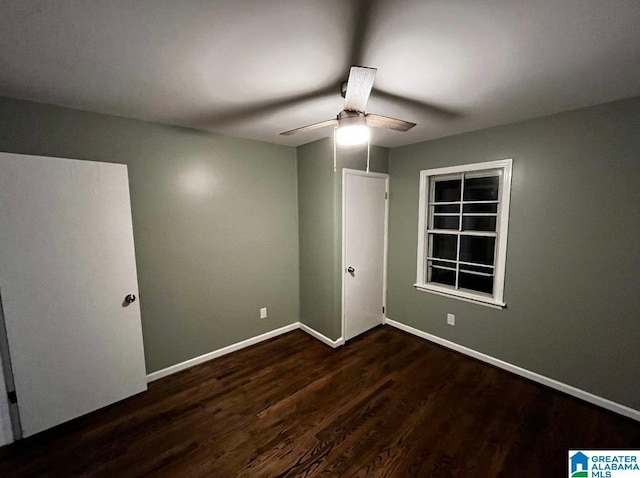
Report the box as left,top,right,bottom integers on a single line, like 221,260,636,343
147,322,344,383
299,323,344,348
385,318,640,422
2,321,338,445
146,323,299,383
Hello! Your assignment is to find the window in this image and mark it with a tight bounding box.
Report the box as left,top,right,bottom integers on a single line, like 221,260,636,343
415,159,513,308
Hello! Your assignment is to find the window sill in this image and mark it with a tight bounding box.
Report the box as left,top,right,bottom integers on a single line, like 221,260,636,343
413,283,506,309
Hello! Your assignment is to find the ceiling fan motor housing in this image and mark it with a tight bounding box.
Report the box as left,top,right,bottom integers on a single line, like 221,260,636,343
337,110,365,124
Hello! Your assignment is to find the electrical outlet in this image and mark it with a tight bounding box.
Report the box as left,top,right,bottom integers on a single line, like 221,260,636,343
447,313,455,326
260,307,267,319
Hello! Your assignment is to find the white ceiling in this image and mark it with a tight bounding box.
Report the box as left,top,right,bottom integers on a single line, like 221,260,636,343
1,0,640,148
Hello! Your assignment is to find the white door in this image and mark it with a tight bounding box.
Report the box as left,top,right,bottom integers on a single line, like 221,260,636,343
343,169,388,341
0,152,147,437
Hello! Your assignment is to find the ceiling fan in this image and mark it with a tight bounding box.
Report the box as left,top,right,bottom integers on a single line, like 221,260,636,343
280,66,416,146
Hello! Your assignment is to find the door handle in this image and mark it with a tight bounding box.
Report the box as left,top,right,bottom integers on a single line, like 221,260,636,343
347,266,355,274
124,294,136,304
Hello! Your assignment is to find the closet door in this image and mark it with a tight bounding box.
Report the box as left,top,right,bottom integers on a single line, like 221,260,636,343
0,152,147,437
343,169,388,341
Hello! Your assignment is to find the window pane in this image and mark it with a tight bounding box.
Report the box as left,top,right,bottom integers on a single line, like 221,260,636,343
433,215,459,230
460,236,495,265
434,179,461,202
434,204,460,214
460,263,493,275
463,203,497,213
462,216,497,232
459,272,494,294
431,259,455,269
431,234,458,260
463,175,499,201
429,267,456,286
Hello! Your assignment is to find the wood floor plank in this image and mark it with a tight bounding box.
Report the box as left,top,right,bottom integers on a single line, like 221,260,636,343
0,326,638,477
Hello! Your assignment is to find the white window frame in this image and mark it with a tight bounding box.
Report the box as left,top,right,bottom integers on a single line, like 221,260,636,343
415,159,513,308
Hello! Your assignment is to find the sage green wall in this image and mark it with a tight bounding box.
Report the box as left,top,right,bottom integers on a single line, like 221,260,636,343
0,96,299,373
297,138,388,340
387,96,640,410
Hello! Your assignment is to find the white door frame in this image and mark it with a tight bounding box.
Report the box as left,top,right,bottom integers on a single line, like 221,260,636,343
341,168,390,342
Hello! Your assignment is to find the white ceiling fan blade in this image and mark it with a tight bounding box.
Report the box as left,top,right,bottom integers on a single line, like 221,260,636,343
366,113,416,132
280,118,338,136
344,66,377,112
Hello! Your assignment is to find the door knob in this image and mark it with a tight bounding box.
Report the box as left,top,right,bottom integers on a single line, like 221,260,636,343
347,266,355,274
124,294,136,304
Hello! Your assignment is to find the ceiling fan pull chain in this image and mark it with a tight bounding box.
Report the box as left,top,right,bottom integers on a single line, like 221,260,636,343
366,136,370,174
333,127,337,173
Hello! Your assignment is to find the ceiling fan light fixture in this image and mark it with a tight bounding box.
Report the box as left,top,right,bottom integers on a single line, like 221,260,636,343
279,66,416,141
336,124,369,146
336,114,369,146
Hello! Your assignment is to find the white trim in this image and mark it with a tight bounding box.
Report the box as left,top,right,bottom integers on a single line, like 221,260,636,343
413,283,506,309
2,319,343,437
146,322,344,383
146,323,299,383
382,176,390,335
341,169,390,342
299,323,344,348
416,159,512,307
494,159,512,302
416,170,428,287
384,318,640,422
426,229,497,237
419,160,512,177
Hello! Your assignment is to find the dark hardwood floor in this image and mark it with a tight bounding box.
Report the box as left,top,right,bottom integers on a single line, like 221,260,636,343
0,326,638,477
